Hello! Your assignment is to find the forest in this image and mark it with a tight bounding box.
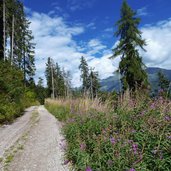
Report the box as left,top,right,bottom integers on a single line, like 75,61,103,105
0,0,171,171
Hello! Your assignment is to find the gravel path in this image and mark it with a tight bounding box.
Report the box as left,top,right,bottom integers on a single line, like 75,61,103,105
0,106,70,171
0,106,37,158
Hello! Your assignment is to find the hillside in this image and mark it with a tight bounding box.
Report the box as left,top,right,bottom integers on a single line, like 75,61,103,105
100,67,171,92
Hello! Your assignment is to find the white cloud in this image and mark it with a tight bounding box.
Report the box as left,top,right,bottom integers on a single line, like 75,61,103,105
104,28,113,32
28,9,115,87
137,7,148,16
87,39,107,55
89,54,119,79
140,18,171,69
28,7,171,88
86,22,96,30
67,0,96,11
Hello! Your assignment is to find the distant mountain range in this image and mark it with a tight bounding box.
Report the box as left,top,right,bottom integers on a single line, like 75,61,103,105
100,67,171,92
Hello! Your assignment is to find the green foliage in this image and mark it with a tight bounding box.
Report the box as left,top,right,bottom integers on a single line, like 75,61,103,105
89,69,100,99
45,57,70,98
0,0,37,124
0,0,35,80
46,97,171,171
79,56,90,94
111,0,148,91
35,77,47,104
79,57,101,98
158,71,170,97
0,61,38,124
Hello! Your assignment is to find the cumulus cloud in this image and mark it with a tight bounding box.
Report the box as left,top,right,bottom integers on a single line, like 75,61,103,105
87,39,107,55
89,54,119,79
28,7,171,87
28,9,115,87
140,18,171,69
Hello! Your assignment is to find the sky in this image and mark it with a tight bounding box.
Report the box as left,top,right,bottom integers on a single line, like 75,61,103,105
23,0,171,87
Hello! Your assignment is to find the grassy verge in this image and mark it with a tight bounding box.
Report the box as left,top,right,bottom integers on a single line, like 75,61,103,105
45,97,171,171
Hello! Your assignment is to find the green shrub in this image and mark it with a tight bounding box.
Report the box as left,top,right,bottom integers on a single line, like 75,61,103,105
0,61,38,124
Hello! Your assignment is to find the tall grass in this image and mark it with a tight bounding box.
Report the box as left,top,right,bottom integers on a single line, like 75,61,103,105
45,95,171,171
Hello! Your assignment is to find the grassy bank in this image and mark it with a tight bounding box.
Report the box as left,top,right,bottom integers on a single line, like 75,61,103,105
45,96,171,171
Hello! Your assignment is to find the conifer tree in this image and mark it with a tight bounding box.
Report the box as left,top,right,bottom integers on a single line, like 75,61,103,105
79,56,89,94
45,57,54,97
89,69,100,99
36,77,47,104
158,71,170,92
111,0,148,91
63,69,72,97
54,63,65,97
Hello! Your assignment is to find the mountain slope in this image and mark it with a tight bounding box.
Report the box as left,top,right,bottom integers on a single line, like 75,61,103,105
100,67,171,92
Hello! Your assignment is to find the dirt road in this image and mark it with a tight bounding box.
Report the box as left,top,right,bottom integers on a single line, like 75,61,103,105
0,106,70,171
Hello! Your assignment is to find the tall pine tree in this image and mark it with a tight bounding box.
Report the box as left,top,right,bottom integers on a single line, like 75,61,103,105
89,69,100,99
111,0,148,91
79,56,89,94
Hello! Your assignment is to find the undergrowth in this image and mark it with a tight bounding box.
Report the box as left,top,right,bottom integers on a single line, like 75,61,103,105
0,61,39,124
45,95,171,171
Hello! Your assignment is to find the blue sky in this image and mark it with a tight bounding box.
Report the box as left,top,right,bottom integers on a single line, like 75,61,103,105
23,0,171,86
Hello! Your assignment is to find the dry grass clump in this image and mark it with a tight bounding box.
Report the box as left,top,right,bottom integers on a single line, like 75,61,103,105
45,97,111,115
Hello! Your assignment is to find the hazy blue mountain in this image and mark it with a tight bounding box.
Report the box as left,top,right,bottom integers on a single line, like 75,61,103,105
100,67,171,92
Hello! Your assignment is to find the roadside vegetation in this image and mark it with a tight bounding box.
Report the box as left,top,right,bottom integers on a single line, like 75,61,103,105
0,61,39,124
45,94,171,171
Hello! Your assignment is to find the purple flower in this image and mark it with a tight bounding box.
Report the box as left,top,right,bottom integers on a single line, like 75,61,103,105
86,166,92,171
132,144,138,154
110,137,116,145
80,143,86,150
164,115,171,121
167,136,171,140
140,111,145,116
129,168,136,171
150,103,155,109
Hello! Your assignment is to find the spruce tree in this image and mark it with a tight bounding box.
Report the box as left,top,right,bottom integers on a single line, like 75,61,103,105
36,77,47,104
54,63,65,97
89,69,100,99
158,71,170,92
111,0,148,91
79,56,89,94
45,57,54,97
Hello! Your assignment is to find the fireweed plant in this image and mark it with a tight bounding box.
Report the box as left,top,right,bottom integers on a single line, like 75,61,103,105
45,96,171,171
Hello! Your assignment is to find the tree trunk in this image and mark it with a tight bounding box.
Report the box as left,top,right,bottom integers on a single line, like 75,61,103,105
11,15,14,64
51,59,55,99
3,0,5,60
0,0,4,59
